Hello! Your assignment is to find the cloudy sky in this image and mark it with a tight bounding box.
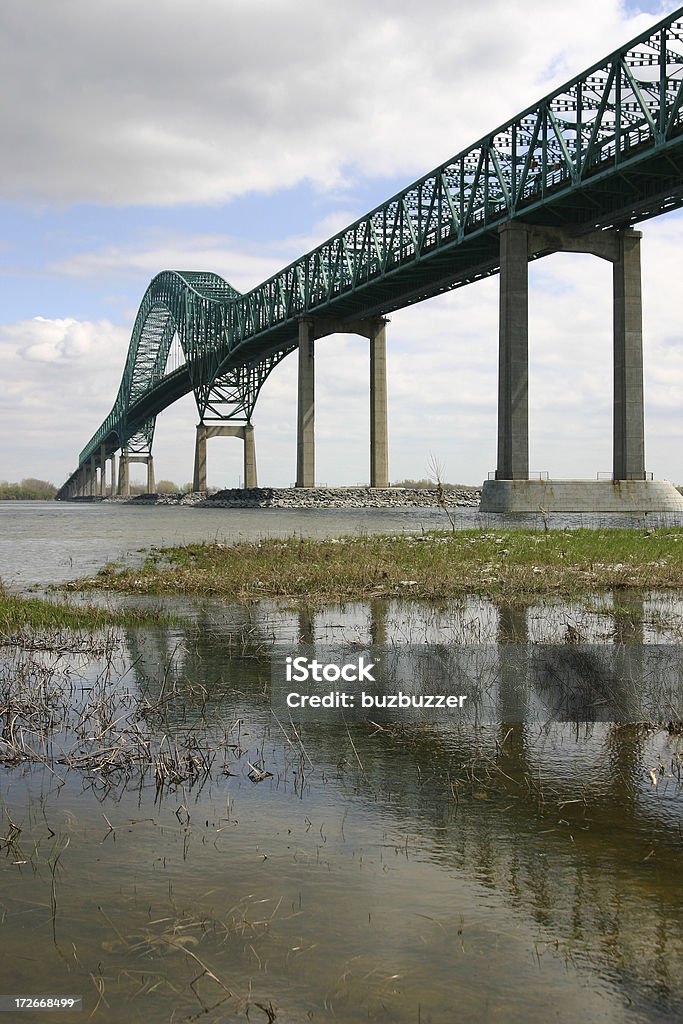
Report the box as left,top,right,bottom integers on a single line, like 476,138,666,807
1,0,681,489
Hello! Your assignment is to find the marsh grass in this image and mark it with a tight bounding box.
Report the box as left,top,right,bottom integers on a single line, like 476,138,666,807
0,587,177,643
72,527,683,601
0,645,242,794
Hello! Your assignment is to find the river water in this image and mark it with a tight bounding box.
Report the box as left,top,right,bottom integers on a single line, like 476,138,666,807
2,499,683,588
1,502,683,1023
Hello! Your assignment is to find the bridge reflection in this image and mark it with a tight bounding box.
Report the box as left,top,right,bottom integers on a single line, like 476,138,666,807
120,592,683,1016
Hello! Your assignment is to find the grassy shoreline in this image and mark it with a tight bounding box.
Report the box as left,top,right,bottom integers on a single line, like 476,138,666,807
0,589,174,638
67,527,683,602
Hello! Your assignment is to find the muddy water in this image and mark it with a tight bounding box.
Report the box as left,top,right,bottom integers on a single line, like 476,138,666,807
2,596,683,1023
2,503,683,1021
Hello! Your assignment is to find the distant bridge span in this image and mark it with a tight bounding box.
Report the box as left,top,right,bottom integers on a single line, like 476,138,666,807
59,8,683,509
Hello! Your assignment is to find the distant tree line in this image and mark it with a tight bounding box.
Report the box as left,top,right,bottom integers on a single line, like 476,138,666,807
0,478,57,500
155,480,193,494
391,477,455,489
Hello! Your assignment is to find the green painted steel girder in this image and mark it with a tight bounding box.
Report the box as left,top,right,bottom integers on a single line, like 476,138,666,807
59,7,683,497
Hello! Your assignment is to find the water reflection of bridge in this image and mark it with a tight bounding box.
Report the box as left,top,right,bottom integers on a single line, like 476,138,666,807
124,592,683,1017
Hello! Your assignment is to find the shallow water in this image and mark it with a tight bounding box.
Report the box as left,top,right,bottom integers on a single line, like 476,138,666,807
3,499,683,589
1,503,683,1022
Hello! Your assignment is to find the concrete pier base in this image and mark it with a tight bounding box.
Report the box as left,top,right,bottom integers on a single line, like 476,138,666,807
480,479,683,513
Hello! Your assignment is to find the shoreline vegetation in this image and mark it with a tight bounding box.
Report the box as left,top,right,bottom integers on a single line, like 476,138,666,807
67,528,683,602
0,586,173,639
0,478,57,500
6,527,683,636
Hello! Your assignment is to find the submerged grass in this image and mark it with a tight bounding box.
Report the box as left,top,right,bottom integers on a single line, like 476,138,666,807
0,588,175,640
70,527,683,601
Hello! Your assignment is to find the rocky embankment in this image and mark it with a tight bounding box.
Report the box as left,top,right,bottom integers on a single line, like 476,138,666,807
123,486,481,509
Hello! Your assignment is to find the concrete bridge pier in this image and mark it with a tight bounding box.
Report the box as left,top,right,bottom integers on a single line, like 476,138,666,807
613,230,645,482
370,320,389,489
495,222,529,481
482,223,683,513
117,451,155,495
108,453,117,497
295,315,390,489
99,445,107,497
296,318,315,488
117,451,130,497
193,423,257,491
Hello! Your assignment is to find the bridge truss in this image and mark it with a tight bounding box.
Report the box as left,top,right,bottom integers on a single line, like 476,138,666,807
60,7,683,495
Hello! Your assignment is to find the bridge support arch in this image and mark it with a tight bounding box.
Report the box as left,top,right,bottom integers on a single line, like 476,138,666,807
295,315,389,489
193,422,257,491
483,223,683,512
495,222,646,484
117,450,155,496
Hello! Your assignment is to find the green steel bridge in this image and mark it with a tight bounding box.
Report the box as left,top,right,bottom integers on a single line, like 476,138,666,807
58,8,683,501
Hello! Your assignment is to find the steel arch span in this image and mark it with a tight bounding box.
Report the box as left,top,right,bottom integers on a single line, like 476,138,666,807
77,270,290,461
59,7,683,497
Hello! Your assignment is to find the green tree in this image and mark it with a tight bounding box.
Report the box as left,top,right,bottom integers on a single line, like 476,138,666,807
0,478,57,500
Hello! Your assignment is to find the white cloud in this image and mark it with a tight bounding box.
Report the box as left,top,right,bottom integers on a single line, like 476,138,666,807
48,213,361,293
0,316,130,482
0,0,659,206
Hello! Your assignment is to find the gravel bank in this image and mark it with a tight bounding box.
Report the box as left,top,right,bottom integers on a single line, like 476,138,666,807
120,485,482,509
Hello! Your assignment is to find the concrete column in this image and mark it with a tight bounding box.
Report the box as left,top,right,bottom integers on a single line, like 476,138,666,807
193,426,207,491
296,318,315,487
370,320,389,488
99,445,107,497
496,222,529,480
118,451,130,497
613,229,645,481
243,423,257,488
146,456,156,494
89,455,96,496
109,454,117,496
